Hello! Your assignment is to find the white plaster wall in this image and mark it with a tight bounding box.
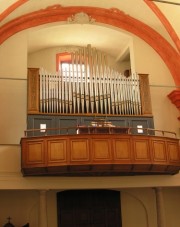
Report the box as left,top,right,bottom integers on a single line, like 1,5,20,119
0,188,179,227
0,190,39,227
28,47,57,73
28,46,130,73
132,36,180,137
0,145,21,173
0,33,27,144
163,187,180,227
0,32,27,78
0,80,27,144
121,188,157,227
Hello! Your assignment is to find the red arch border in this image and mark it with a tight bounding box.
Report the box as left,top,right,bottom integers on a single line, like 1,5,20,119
0,5,179,85
144,0,180,53
0,0,28,22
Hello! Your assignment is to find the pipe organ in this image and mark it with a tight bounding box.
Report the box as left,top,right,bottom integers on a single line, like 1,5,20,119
25,46,159,177
27,45,152,115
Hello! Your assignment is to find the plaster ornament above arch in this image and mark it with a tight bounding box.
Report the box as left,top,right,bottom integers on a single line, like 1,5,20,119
57,46,81,53
67,12,96,24
0,6,179,85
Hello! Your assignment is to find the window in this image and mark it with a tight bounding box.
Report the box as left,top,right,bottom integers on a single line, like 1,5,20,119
56,52,86,82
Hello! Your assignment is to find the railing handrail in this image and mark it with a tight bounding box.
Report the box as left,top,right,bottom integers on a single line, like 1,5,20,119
24,126,177,138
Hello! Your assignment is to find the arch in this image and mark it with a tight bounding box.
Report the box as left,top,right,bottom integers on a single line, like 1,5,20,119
0,5,179,85
0,0,28,22
144,0,180,53
121,190,150,227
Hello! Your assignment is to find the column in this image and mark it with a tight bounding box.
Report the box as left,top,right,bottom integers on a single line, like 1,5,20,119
39,190,48,227
154,187,166,227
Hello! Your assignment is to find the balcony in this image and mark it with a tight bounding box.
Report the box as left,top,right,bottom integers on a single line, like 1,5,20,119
21,126,180,176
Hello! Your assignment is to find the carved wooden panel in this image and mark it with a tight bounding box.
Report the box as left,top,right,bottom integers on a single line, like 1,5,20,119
139,74,152,115
47,139,67,165
25,140,45,166
113,138,132,162
92,139,112,162
133,138,151,162
151,140,167,163
167,141,180,164
70,139,90,163
112,134,132,172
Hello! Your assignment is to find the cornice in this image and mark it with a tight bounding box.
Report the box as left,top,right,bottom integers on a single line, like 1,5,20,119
168,89,180,120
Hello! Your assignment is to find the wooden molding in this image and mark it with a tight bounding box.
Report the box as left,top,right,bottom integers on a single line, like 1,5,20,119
27,68,40,113
139,74,152,115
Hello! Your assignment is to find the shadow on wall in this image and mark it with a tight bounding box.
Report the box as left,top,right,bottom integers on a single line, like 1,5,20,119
121,191,150,227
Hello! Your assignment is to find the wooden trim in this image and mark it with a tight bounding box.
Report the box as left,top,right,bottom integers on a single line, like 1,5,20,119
139,73,152,115
27,68,40,113
139,74,152,115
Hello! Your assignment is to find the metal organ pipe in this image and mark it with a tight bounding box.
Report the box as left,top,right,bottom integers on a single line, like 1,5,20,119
39,45,142,115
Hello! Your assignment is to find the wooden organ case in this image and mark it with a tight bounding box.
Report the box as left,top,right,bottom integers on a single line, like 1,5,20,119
21,45,180,176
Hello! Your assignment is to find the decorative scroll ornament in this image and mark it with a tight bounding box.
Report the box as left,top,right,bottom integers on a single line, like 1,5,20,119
110,8,125,14
57,46,80,54
67,12,96,24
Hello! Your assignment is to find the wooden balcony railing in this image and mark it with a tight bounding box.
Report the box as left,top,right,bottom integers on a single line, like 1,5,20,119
24,126,177,138
21,127,180,176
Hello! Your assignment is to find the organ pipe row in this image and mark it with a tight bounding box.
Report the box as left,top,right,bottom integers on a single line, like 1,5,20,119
39,45,142,115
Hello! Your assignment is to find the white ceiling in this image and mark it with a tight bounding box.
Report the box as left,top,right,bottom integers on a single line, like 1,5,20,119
27,23,132,58
0,0,179,59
